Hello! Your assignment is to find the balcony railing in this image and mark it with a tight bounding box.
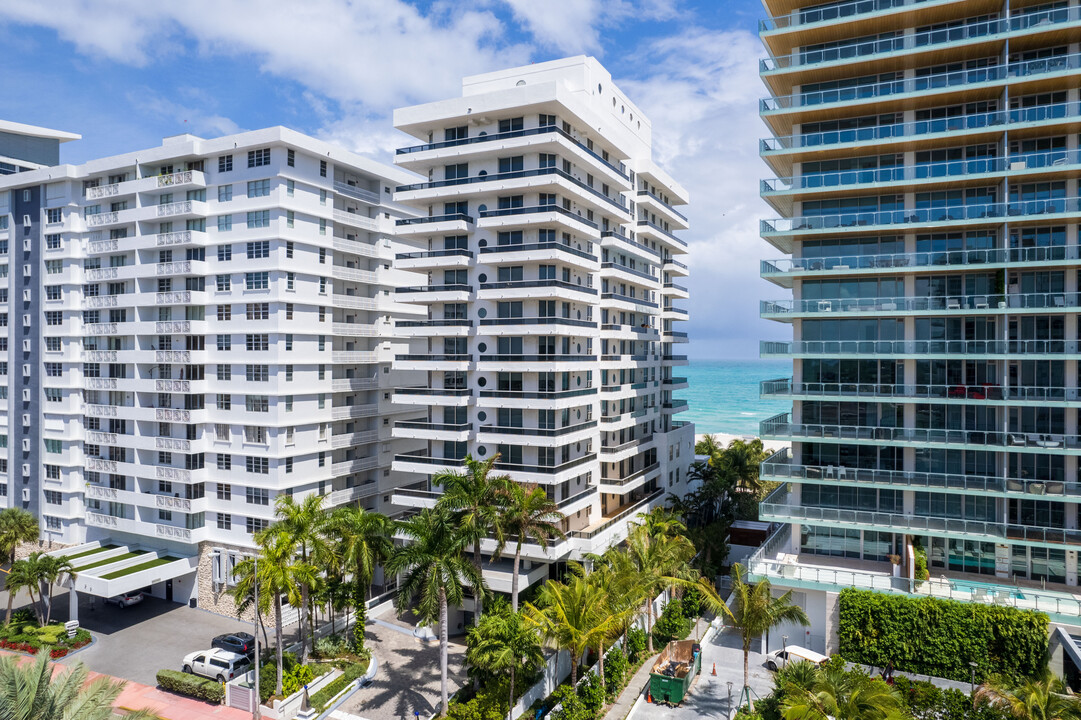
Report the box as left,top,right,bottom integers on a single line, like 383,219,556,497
395,249,473,260
636,219,686,247
763,151,1081,193
761,292,1080,315
395,354,472,362
761,411,1080,451
479,421,597,437
478,388,596,400
479,279,597,295
762,378,1081,404
761,52,1081,113
395,213,474,226
761,8,1081,71
395,319,473,328
761,447,1079,496
762,246,1081,276
600,461,660,486
395,284,472,294
569,489,663,540
762,101,1081,153
333,181,380,203
480,316,596,329
761,339,1081,357
636,189,688,222
479,204,600,230
601,230,660,257
395,387,472,397
480,240,598,262
763,198,1081,235
761,0,934,32
493,453,597,475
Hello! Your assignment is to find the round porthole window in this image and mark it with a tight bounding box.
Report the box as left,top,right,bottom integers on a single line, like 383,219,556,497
621,105,625,114
577,376,582,386
477,446,486,456
478,204,487,212
577,310,581,319
577,442,581,451
478,307,487,318
577,409,581,419
479,131,487,137
516,80,526,86
478,342,487,353
478,411,487,421
478,171,487,178
478,238,488,247
598,83,603,93
477,378,487,388
478,273,487,283
577,343,581,353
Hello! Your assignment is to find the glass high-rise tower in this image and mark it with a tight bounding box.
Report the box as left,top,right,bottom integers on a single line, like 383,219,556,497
754,0,1081,649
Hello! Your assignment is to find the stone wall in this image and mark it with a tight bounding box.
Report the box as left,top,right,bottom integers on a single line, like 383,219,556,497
13,537,74,561
195,541,255,622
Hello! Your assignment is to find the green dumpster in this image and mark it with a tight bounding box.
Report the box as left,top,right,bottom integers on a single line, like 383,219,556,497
648,640,702,706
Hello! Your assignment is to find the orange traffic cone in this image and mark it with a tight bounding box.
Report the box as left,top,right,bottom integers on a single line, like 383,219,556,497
647,689,653,703
712,663,717,676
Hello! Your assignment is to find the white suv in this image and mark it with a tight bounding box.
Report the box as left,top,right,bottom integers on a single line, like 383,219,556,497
181,648,251,682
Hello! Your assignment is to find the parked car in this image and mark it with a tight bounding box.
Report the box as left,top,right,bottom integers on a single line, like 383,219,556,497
212,632,256,656
105,591,145,608
766,645,829,671
181,648,251,682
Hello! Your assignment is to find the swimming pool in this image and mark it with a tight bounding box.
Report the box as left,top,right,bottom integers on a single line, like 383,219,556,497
949,580,1026,600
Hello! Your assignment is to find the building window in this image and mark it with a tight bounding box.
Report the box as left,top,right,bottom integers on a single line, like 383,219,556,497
216,274,231,292
247,179,271,198
216,394,232,410
217,215,232,231
287,149,295,167
218,185,233,202
218,155,233,172
46,208,62,224
245,456,269,474
286,241,294,258
246,334,269,351
158,509,172,522
246,303,269,320
286,180,294,197
217,513,232,530
245,272,269,290
45,234,60,250
44,439,62,454
217,364,231,381
247,241,270,259
245,395,269,412
286,210,294,228
320,189,327,206
216,335,231,352
216,304,231,321
319,160,327,177
318,248,326,264
218,244,232,261
248,148,270,168
44,517,62,531
246,517,268,534
44,491,62,505
246,364,269,382
286,303,294,320
286,273,295,291
245,486,269,505
319,219,327,235
246,210,270,228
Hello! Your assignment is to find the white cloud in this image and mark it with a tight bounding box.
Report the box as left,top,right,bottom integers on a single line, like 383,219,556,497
617,28,782,358
500,0,680,55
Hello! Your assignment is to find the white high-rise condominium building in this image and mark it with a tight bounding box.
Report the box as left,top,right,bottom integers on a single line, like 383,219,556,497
389,56,696,612
0,127,425,616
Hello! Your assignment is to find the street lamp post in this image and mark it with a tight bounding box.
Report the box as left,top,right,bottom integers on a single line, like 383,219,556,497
969,662,978,696
253,555,260,720
727,681,734,720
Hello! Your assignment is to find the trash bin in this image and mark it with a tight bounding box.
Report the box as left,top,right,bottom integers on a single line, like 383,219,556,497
190,598,197,608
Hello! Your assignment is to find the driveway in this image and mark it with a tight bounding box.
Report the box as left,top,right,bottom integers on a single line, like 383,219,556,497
334,614,468,720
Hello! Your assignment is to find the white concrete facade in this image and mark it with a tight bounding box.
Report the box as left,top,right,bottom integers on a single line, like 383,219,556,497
389,56,696,596
0,126,425,609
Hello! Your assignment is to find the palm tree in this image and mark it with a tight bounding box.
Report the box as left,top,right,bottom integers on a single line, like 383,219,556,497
271,493,333,663
37,554,75,625
436,454,512,623
975,670,1081,720
5,558,37,625
636,506,687,540
388,506,484,717
332,505,394,642
467,608,545,720
694,433,722,460
719,438,770,495
704,563,809,709
523,564,617,686
0,649,157,720
232,532,312,696
623,524,696,653
782,665,905,720
10,552,72,626
0,507,38,566
499,484,566,612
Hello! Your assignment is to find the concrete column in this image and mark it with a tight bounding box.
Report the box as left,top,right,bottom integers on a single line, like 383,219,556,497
823,591,840,655
68,586,78,624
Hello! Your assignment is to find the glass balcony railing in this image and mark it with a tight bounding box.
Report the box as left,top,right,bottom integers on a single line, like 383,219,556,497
760,378,1081,403
762,198,1081,235
761,52,1081,113
395,212,474,226
760,411,1079,451
479,204,600,230
761,292,1080,315
761,8,1081,72
760,0,940,33
762,151,1081,193
760,447,1077,494
761,245,1081,276
761,339,1081,357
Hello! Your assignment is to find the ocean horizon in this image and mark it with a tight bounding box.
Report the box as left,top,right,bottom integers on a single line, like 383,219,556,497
673,359,791,437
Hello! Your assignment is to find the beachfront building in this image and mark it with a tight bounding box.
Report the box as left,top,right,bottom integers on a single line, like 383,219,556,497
389,56,696,616
0,127,425,616
0,120,80,175
757,0,1081,649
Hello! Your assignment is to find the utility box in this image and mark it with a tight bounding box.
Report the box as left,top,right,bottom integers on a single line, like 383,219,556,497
649,640,702,706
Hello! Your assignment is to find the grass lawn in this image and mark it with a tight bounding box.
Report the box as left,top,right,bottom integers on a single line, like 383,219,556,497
101,556,180,580
61,544,118,562
72,550,147,573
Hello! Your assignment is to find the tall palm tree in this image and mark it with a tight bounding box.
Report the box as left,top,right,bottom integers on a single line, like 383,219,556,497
624,524,696,653
975,670,1081,720
388,506,484,717
271,493,333,663
587,548,648,651
5,558,37,625
0,650,157,720
0,507,38,566
704,563,809,709
10,552,71,626
37,554,75,625
467,609,545,720
436,454,512,623
719,438,770,495
331,505,394,638
782,665,905,720
694,433,722,460
499,484,566,612
523,565,616,686
232,532,312,696
636,506,687,540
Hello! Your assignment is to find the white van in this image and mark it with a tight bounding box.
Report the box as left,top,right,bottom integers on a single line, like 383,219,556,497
766,645,829,671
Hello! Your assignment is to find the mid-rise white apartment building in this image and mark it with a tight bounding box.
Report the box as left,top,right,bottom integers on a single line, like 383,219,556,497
389,57,696,611
0,127,425,614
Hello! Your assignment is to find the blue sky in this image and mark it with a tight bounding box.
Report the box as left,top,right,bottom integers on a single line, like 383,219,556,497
0,0,785,359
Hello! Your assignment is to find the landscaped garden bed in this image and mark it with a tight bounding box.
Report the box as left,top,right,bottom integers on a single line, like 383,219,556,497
71,549,147,573
100,555,180,579
0,610,92,659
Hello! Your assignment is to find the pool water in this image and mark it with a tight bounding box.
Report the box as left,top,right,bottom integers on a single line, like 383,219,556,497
949,580,1026,600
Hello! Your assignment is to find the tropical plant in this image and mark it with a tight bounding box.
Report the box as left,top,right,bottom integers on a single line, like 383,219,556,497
270,493,333,663
0,507,38,566
782,664,905,720
331,505,395,648
635,506,687,540
388,506,485,717
695,433,722,459
6,553,75,626
704,563,809,709
623,523,696,653
974,671,1081,720
719,438,770,495
4,558,37,625
498,484,566,612
232,532,313,696
0,649,156,720
467,606,545,720
437,454,512,623
523,564,618,686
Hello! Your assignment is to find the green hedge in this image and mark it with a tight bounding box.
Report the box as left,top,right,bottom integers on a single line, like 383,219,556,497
156,669,225,703
837,588,1049,682
310,662,368,712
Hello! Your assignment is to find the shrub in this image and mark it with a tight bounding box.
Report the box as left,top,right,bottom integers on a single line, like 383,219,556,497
156,669,225,703
652,600,690,647
309,662,369,712
681,586,703,618
603,648,628,700
626,628,647,663
837,588,1049,682
313,634,350,659
576,673,605,717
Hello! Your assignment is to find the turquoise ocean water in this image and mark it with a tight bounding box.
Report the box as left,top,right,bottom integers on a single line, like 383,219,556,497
673,359,792,436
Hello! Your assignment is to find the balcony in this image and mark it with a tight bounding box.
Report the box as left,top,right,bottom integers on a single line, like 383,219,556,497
601,231,661,260
394,319,473,335
492,453,598,477
636,220,686,248
762,378,1081,406
760,339,1081,358
331,403,378,420
479,317,596,333
662,399,689,412
332,456,380,476
478,279,598,299
602,292,657,310
394,249,473,269
331,266,379,283
760,411,1081,454
334,181,380,204
477,421,597,440
331,351,378,363
760,0,962,33
394,284,472,301
761,292,1081,318
332,322,378,337
479,241,598,265
479,203,600,232
332,209,378,231
331,430,380,448
394,421,472,441
599,461,660,489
